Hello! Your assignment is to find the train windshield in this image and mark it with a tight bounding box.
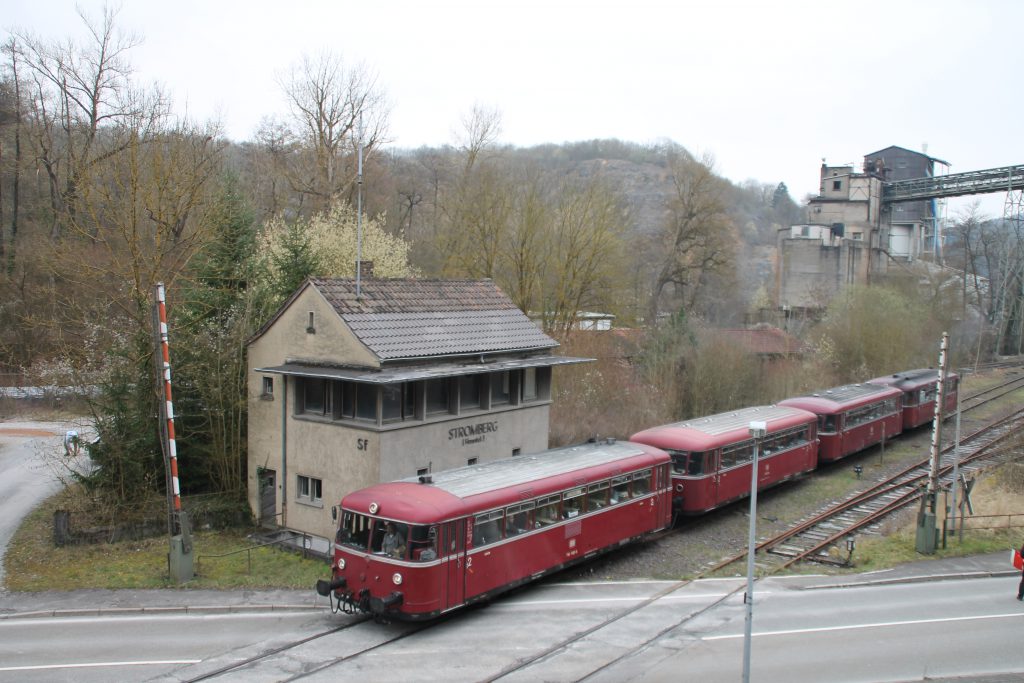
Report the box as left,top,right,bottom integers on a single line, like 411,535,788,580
336,511,438,561
667,450,707,476
819,414,837,433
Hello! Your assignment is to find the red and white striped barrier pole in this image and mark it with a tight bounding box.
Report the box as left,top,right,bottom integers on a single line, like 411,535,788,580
155,283,182,514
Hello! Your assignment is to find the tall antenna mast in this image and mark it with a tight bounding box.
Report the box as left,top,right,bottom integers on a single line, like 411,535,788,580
356,115,364,298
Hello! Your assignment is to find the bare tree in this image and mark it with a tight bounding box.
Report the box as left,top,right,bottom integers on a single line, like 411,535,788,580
13,5,163,239
277,51,389,215
648,148,736,325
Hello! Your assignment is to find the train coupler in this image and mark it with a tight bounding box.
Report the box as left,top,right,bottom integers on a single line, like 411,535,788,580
315,576,347,596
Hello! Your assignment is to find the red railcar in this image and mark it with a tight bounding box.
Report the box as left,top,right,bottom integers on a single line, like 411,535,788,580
629,405,818,515
868,368,959,431
316,440,672,620
779,383,902,462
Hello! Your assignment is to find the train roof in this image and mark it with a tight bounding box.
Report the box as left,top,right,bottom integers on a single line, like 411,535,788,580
868,368,958,391
341,440,668,523
779,382,901,412
630,405,816,452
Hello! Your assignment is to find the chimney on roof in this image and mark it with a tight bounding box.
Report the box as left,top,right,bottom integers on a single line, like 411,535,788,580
358,260,375,280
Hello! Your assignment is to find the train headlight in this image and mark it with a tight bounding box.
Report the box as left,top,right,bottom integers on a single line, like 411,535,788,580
392,572,403,586
337,558,346,570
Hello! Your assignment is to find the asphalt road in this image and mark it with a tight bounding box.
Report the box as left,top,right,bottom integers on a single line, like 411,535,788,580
2,418,1022,682
0,421,83,586
1,558,1021,683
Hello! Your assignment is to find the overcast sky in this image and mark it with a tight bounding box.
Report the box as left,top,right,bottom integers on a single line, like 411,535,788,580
3,0,1021,216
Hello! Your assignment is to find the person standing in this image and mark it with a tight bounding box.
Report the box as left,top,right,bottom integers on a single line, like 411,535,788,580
1018,542,1024,601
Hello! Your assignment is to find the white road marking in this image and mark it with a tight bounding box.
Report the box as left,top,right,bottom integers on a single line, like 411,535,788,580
703,611,1024,640
0,659,201,672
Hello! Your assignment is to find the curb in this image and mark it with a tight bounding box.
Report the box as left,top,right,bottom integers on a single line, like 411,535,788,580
802,568,1020,591
0,603,328,620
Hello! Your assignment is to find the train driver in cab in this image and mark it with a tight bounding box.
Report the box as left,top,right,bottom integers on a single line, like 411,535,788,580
382,522,406,558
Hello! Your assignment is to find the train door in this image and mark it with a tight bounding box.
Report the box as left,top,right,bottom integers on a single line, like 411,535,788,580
710,450,722,508
444,519,466,610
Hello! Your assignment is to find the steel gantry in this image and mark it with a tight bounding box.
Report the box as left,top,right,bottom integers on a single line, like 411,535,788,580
882,164,1024,203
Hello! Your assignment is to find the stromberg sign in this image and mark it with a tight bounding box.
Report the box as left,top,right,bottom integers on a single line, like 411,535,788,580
449,420,498,446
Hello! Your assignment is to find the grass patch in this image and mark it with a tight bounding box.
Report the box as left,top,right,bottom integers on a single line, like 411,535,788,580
4,490,327,592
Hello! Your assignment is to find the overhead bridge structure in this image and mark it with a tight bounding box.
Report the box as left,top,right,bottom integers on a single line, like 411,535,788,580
882,164,1024,203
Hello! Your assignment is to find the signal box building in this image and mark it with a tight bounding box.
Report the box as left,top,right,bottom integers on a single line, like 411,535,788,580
246,277,588,542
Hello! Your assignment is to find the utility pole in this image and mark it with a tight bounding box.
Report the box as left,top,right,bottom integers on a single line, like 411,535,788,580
743,420,767,683
916,332,948,554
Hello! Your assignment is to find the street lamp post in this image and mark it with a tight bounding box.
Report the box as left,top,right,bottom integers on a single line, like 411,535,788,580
743,420,767,683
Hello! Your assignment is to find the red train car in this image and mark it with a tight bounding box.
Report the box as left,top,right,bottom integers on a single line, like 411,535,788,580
868,368,959,431
779,383,902,462
316,440,672,620
629,405,818,515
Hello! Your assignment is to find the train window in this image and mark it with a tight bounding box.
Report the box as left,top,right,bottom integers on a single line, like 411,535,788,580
562,487,586,519
535,495,560,527
337,510,373,550
409,525,439,561
668,450,689,475
819,415,837,433
505,502,534,537
686,452,706,475
587,482,609,510
904,390,919,406
472,510,504,546
632,470,651,495
610,476,631,504
370,520,409,559
721,442,753,469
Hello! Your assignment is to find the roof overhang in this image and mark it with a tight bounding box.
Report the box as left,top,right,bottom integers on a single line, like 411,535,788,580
256,355,593,384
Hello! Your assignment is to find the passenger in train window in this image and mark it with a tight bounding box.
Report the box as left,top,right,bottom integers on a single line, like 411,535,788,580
382,523,406,558
506,510,530,536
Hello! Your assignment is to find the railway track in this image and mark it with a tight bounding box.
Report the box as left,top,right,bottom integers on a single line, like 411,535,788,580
190,372,1024,682
183,614,440,682
699,377,1024,578
486,379,1024,682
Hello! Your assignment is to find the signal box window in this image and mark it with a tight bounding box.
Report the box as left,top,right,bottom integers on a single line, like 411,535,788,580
535,495,560,527
425,378,450,415
491,371,511,406
296,475,322,504
561,487,585,519
523,368,538,401
459,375,482,411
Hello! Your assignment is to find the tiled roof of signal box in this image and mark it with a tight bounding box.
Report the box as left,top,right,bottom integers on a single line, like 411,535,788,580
310,277,558,361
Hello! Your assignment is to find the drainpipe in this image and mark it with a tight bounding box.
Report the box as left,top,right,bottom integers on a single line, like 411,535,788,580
281,375,288,527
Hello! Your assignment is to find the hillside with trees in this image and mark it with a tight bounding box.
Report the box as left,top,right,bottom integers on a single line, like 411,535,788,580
0,9,1011,513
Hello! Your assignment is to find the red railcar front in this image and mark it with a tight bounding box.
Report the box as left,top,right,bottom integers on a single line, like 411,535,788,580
317,440,672,620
